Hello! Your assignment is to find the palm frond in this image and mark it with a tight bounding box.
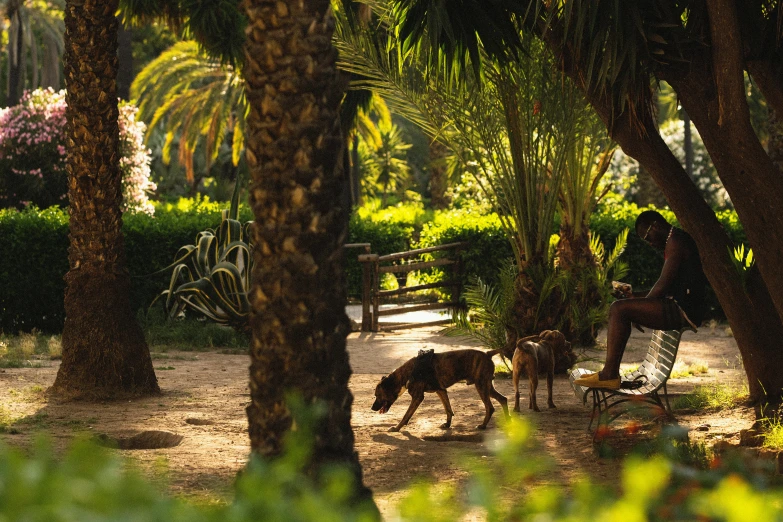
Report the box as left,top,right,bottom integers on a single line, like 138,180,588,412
131,41,245,179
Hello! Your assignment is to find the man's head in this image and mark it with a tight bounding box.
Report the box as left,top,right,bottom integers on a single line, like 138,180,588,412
635,210,671,249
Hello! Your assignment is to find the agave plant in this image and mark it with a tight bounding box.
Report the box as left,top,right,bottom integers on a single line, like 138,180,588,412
154,186,252,331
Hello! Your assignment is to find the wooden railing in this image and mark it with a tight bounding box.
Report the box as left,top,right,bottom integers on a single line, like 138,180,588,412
355,242,467,332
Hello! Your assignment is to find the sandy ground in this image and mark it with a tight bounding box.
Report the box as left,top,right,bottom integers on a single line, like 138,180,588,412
0,324,754,516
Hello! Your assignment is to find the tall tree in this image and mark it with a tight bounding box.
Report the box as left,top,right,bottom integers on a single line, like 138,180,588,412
386,0,783,404
51,0,158,399
122,2,375,500
240,0,374,505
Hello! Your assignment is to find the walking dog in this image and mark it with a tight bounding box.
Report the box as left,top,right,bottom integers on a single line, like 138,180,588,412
512,330,570,412
372,349,509,431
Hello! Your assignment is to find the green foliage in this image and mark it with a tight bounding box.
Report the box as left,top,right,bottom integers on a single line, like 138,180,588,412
0,206,69,332
729,244,755,289
0,200,743,331
444,261,517,352
119,0,247,68
417,210,512,297
130,40,245,182
358,121,413,204
355,199,432,230
0,199,253,333
154,190,253,331
673,384,748,411
345,212,412,298
2,406,783,520
141,313,249,352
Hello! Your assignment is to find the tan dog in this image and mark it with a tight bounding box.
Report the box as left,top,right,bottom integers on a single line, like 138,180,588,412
372,349,509,431
512,330,571,412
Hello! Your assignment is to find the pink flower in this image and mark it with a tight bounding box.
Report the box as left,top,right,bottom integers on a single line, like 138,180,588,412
0,88,155,214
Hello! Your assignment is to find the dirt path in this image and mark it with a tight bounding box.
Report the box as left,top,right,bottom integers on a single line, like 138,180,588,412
0,325,754,516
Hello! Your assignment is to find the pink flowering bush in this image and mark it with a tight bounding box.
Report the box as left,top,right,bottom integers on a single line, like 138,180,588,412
0,88,156,214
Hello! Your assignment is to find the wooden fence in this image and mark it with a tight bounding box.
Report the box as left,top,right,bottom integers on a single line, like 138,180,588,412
352,241,467,332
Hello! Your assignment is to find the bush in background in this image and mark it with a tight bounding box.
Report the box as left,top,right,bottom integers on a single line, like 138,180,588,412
0,198,254,333
0,88,156,214
0,199,746,332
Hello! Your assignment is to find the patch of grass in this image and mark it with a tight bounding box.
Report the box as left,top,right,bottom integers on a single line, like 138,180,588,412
0,331,60,366
670,360,709,379
0,406,15,432
47,335,62,359
672,383,747,411
494,363,512,380
762,422,783,450
155,366,176,371
16,412,50,428
140,313,249,351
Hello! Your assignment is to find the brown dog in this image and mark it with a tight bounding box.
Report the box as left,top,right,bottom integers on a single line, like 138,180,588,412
372,349,509,431
512,330,571,412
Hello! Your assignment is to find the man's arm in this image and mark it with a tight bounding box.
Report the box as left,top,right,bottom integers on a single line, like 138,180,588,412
646,234,685,298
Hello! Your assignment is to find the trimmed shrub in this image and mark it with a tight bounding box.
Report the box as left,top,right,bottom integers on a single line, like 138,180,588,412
346,213,411,298
417,210,512,297
0,207,69,332
0,199,254,333
0,199,747,332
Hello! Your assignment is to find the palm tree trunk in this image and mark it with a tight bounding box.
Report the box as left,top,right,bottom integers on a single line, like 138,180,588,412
6,4,23,106
428,140,450,209
117,24,133,101
51,0,159,400
683,111,694,178
241,0,374,508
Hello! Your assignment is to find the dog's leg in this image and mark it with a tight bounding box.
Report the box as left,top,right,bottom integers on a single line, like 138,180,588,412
475,384,495,429
547,368,556,409
512,366,521,412
490,385,510,420
529,373,540,412
390,394,424,432
435,390,454,429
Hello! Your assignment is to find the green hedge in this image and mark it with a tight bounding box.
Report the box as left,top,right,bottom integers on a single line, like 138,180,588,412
417,210,512,295
0,199,254,333
0,200,748,332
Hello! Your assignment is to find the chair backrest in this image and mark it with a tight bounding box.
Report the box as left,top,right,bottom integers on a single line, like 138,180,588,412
627,329,687,394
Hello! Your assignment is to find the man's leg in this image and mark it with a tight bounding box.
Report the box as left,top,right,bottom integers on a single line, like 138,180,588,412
598,298,680,380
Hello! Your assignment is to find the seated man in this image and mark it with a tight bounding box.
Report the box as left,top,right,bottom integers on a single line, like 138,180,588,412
574,210,708,390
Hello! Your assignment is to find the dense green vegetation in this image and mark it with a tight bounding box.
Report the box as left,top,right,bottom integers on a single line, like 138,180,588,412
0,412,781,521
0,199,747,333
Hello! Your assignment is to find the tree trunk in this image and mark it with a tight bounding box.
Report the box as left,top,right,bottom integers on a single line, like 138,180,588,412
117,24,133,101
634,164,668,208
51,0,159,400
540,29,783,404
6,6,23,106
683,111,694,178
597,96,783,404
241,0,375,508
768,109,783,176
428,139,450,209
666,60,783,326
